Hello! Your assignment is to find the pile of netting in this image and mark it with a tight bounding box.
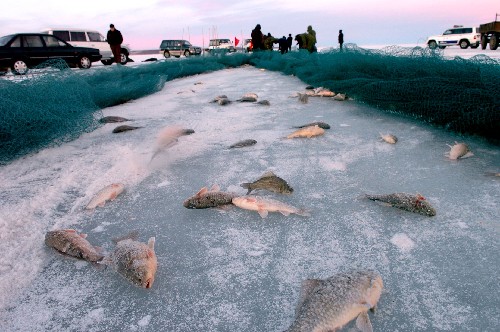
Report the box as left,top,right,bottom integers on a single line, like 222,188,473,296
1,45,499,164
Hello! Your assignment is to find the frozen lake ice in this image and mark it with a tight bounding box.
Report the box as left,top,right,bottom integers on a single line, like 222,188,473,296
0,64,499,331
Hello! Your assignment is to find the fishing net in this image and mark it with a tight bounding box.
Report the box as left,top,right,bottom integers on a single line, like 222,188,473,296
1,46,499,164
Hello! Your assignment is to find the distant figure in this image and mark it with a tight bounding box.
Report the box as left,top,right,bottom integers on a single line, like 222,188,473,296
251,24,264,51
107,24,123,64
306,25,317,53
295,34,306,50
287,34,293,52
263,33,277,50
338,29,344,50
278,36,288,54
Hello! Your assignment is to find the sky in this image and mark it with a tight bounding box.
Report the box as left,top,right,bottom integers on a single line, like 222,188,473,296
1,0,498,50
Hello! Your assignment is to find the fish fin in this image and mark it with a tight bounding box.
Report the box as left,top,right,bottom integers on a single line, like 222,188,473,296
148,237,156,251
462,152,474,159
295,279,322,317
257,209,268,218
79,233,88,239
280,210,291,216
260,171,275,178
356,311,373,332
195,187,209,197
112,230,139,244
240,183,251,189
210,184,221,192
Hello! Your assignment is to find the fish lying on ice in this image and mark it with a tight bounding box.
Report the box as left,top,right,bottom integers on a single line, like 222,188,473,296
45,229,104,262
257,100,270,106
237,93,258,102
380,133,398,144
112,125,143,133
232,196,309,218
446,142,473,160
293,121,331,130
86,183,125,209
151,126,195,160
229,139,257,149
287,125,325,139
365,192,436,216
312,87,335,97
99,116,130,123
210,95,231,105
103,234,158,289
240,171,293,195
285,270,383,332
333,93,347,101
183,185,238,209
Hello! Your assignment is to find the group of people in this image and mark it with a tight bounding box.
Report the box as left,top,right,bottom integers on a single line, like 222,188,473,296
251,24,345,54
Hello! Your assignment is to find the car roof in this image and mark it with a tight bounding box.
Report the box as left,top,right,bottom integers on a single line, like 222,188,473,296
42,28,102,33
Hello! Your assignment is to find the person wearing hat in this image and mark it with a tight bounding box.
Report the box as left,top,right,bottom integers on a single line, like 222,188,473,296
107,24,124,64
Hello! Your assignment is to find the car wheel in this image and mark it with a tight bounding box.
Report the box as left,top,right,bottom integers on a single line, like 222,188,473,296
184,50,191,57
119,51,128,65
163,51,170,58
11,59,28,75
78,56,92,69
428,41,437,49
490,34,498,50
481,35,488,50
459,40,469,49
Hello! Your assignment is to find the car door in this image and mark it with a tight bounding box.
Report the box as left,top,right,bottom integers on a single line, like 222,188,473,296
21,35,47,66
87,31,112,58
42,35,76,65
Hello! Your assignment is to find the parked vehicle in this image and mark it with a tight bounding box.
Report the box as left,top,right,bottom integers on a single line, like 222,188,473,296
0,33,102,75
41,28,131,65
245,39,253,52
479,16,500,50
208,39,236,53
159,40,202,58
426,25,480,49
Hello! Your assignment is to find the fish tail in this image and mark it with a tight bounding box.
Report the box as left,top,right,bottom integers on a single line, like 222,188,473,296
240,183,253,195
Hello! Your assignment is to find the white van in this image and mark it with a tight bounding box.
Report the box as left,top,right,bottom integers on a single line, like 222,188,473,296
41,28,131,64
208,39,235,53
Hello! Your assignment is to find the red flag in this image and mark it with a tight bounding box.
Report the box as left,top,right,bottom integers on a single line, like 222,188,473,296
235,37,240,46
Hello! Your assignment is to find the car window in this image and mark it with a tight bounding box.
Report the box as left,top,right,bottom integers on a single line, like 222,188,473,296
53,31,70,41
43,36,68,47
70,32,86,42
23,35,44,47
464,28,472,33
184,41,192,46
88,32,104,42
0,35,13,46
443,30,452,35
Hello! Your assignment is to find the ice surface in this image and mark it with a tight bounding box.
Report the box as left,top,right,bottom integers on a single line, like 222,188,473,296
0,57,499,331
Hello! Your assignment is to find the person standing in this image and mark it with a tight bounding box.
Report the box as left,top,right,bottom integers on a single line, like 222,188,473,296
287,34,293,52
107,24,123,64
338,29,344,50
251,24,264,51
306,25,317,53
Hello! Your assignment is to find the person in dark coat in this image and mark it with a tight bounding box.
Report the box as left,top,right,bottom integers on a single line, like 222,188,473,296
251,24,264,51
338,29,344,50
107,24,123,64
287,34,293,52
278,36,288,54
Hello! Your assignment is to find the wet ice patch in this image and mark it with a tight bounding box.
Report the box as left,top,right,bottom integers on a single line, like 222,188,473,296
319,157,347,171
390,233,415,253
138,314,152,326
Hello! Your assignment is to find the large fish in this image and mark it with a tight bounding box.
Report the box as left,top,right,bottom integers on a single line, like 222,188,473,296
183,185,238,209
285,270,383,332
85,183,125,209
232,196,309,218
287,125,325,139
229,139,257,149
365,192,436,217
446,142,473,160
45,229,103,262
240,171,293,195
103,235,158,289
293,121,331,130
99,116,130,123
379,133,398,144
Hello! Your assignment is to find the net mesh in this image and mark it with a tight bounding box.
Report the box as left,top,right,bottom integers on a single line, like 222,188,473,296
1,46,499,164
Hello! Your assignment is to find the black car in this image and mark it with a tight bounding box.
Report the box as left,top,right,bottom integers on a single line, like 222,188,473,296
0,33,102,74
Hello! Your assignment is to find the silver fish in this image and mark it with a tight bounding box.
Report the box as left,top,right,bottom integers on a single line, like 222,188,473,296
237,93,258,102
365,192,436,216
183,185,238,209
293,122,331,130
240,171,293,195
103,235,158,289
45,229,103,262
286,270,383,332
232,195,308,218
99,116,130,123
112,125,143,133
287,125,325,139
229,139,257,149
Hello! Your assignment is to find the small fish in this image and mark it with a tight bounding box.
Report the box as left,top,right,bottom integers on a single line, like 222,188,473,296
112,125,143,133
313,87,335,97
99,116,130,123
218,98,231,105
229,139,257,149
446,142,473,160
380,133,398,144
293,122,331,130
183,185,238,209
45,229,103,262
237,93,258,102
287,125,325,139
305,85,315,90
257,100,270,106
365,192,436,216
333,93,347,101
103,235,157,289
240,171,293,195
297,93,309,104
151,126,195,160
142,58,157,62
86,183,125,209
210,95,229,103
286,270,383,332
232,196,308,218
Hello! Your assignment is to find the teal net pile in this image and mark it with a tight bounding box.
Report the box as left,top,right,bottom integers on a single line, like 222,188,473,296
1,47,499,164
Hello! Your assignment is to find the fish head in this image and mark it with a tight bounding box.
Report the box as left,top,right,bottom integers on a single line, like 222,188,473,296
415,194,436,216
355,270,384,308
183,197,198,209
282,185,294,194
130,250,158,288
